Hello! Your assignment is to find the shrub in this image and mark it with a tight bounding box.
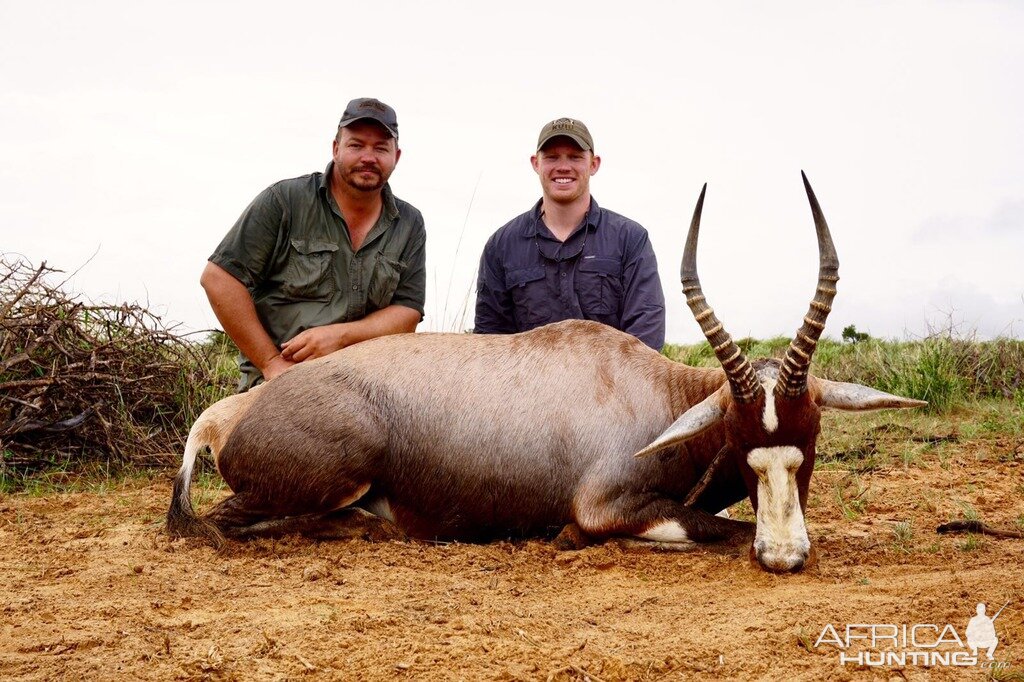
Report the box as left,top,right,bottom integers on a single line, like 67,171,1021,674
0,257,238,475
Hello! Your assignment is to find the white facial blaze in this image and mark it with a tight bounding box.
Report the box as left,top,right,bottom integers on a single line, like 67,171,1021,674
761,377,779,433
747,446,809,570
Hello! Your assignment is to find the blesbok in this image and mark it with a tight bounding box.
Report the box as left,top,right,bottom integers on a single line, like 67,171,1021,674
168,172,925,572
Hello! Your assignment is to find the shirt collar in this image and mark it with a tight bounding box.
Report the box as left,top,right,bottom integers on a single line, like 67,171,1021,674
320,161,399,220
522,196,601,238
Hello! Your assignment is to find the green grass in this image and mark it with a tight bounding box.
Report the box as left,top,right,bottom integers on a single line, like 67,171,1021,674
891,520,914,554
793,625,814,652
960,399,1024,439
914,490,939,514
833,474,870,520
192,470,228,507
182,331,241,423
0,462,165,496
956,500,981,522
729,499,755,522
956,534,985,552
663,334,1024,415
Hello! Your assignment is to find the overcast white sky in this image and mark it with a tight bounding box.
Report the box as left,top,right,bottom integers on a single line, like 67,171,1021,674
2,1,1022,344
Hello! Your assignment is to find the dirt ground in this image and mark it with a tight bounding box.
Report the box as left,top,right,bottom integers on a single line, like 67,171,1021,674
2,438,1023,681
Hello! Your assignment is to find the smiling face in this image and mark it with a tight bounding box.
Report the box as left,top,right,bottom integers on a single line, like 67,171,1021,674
332,120,401,193
531,138,601,205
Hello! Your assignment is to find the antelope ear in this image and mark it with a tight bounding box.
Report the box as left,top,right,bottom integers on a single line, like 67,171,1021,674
817,379,927,412
634,386,728,458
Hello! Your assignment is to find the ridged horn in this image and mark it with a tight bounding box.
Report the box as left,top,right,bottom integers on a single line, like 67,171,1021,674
776,171,840,399
681,184,762,404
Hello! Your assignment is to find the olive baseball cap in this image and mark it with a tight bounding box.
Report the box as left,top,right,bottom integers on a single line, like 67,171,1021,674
338,97,399,139
536,117,593,152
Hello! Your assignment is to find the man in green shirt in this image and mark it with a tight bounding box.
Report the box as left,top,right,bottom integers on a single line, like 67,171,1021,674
202,98,426,391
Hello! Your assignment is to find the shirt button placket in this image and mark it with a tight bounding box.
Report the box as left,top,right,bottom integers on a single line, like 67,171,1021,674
347,256,362,318
560,263,570,304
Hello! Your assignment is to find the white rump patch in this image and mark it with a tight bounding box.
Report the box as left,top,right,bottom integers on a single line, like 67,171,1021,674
761,377,779,433
639,520,690,543
747,446,810,571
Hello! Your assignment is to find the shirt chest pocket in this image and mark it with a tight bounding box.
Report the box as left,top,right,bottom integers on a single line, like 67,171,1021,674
367,253,406,309
575,257,623,316
281,239,338,301
505,266,549,326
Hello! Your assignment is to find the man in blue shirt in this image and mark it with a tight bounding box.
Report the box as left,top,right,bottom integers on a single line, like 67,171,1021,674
474,118,666,350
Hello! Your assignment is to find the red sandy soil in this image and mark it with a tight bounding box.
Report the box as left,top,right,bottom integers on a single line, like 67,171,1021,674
2,446,1022,681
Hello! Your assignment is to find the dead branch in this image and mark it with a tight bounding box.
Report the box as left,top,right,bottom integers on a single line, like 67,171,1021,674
0,255,236,473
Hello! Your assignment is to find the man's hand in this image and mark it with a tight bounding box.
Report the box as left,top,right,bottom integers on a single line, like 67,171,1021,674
280,324,348,363
260,353,298,381
278,306,419,365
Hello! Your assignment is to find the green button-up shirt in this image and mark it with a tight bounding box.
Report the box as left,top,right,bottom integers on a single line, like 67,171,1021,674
210,163,426,391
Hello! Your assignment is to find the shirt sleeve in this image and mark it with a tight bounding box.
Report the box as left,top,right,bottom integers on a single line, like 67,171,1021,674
474,235,517,334
389,213,427,317
208,186,285,289
620,228,666,350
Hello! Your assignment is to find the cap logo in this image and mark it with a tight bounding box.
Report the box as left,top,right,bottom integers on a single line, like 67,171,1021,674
359,100,387,112
537,117,592,152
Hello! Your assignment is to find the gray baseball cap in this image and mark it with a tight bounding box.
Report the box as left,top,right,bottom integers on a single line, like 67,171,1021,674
537,117,593,152
338,97,399,139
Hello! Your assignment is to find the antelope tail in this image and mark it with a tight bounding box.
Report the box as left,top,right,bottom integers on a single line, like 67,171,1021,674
165,388,259,547
165,409,227,548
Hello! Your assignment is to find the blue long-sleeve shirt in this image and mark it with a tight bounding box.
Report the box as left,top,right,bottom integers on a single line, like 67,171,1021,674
474,198,666,350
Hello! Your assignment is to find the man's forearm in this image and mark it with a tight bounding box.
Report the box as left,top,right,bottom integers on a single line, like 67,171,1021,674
278,304,420,363
200,261,281,372
338,304,420,345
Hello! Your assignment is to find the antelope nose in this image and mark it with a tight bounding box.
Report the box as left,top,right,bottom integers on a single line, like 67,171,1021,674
755,548,809,573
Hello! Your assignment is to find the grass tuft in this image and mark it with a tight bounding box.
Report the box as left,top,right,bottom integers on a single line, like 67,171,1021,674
956,500,980,522
833,474,870,520
956,534,985,552
891,520,914,554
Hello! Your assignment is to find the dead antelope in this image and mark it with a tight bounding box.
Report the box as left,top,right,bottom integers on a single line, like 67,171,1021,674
168,172,924,572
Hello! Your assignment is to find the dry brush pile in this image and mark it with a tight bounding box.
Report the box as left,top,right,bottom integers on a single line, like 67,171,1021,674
0,257,236,474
